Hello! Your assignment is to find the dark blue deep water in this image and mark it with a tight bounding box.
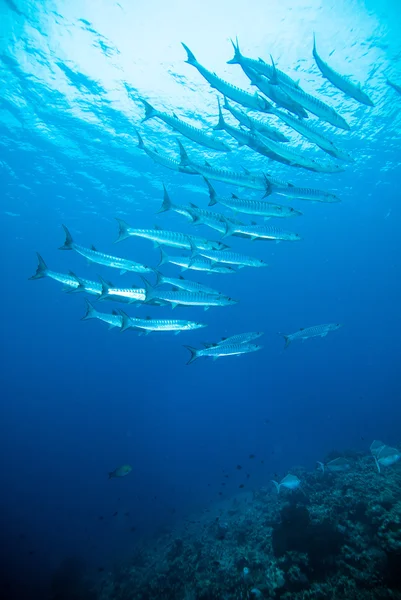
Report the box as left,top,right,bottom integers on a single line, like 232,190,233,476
1,0,401,598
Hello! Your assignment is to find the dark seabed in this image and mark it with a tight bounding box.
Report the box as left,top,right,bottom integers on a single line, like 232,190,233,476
1,0,401,598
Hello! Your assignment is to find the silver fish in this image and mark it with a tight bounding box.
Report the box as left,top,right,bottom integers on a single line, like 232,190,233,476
182,43,271,112
29,253,102,296
242,65,308,118
59,225,154,274
81,299,123,329
203,331,264,348
98,277,146,303
118,310,207,334
141,277,237,310
227,38,300,89
140,99,231,152
272,474,301,493
194,247,268,269
222,222,301,242
313,35,374,107
317,457,351,474
223,96,289,142
115,218,228,252
135,130,197,173
184,342,262,364
177,139,289,191
373,445,401,473
154,271,223,296
280,323,342,348
205,177,301,219
273,107,354,163
158,248,236,274
266,180,341,203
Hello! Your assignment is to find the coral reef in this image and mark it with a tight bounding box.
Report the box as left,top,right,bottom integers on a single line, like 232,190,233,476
96,451,401,599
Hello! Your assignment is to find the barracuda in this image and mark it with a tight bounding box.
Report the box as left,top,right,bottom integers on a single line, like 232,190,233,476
158,248,236,274
223,96,289,142
140,99,231,152
29,253,102,296
135,130,197,173
267,180,341,203
81,299,123,329
154,271,223,296
59,225,154,274
313,35,374,107
194,247,268,269
279,322,343,349
141,277,237,310
118,310,207,334
221,222,301,242
115,218,228,251
184,342,262,364
181,43,271,112
202,331,264,348
205,177,301,219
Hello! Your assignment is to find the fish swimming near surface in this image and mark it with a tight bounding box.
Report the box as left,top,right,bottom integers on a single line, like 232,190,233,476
202,332,264,348
118,310,207,334
109,465,132,479
140,99,231,152
227,38,300,90
205,177,301,219
182,43,272,112
158,248,236,274
184,342,262,364
280,323,343,349
270,58,350,130
59,225,154,274
29,252,103,296
135,130,197,174
115,218,228,252
312,34,374,107
272,474,301,493
386,79,401,96
222,96,289,142
317,457,351,474
372,444,401,473
272,107,354,163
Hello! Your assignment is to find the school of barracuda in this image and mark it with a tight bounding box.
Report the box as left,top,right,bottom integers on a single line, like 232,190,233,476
30,34,392,364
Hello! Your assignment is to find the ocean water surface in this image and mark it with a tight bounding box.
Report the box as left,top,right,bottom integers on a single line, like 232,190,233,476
1,0,401,598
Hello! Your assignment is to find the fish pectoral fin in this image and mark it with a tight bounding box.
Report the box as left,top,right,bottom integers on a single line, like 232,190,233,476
174,331,181,335
203,306,210,311
120,269,127,275
171,303,178,309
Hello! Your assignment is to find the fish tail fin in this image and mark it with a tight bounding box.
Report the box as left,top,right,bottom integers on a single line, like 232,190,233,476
271,480,280,494
269,55,279,85
141,99,157,122
221,221,235,240
157,248,169,267
204,177,218,206
81,299,97,320
181,43,197,65
98,277,111,301
263,174,273,197
213,98,226,131
135,129,145,149
374,456,381,473
157,184,174,214
316,461,325,474
223,95,230,110
312,32,317,56
153,270,164,287
176,139,190,166
29,252,48,280
140,276,154,301
114,218,131,243
227,37,241,65
59,224,74,250
184,345,199,365
118,310,132,333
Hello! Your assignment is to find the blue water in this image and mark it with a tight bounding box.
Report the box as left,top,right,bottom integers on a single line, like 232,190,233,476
1,0,401,596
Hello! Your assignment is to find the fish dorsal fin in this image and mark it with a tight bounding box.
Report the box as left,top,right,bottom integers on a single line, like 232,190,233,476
231,193,239,199
154,224,162,230
189,202,198,208
112,310,119,315
300,327,305,331
146,316,151,320
173,112,178,118
205,160,211,167
91,244,97,251
179,275,184,280
241,166,251,175
221,337,227,341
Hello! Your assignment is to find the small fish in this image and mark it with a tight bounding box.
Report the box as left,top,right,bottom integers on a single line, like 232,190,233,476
271,474,301,493
317,457,351,474
223,96,289,142
203,332,263,349
140,99,231,152
108,465,132,479
236,465,243,470
249,454,255,459
59,225,154,274
386,79,401,96
280,323,342,348
239,484,245,488
115,219,227,252
373,445,401,473
154,271,223,296
205,177,301,219
182,43,271,112
184,342,262,364
118,310,207,334
313,35,374,107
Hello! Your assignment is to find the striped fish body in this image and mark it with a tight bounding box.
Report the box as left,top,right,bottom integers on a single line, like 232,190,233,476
282,323,342,348
223,97,288,142
212,193,301,219
146,289,236,309
155,273,223,296
204,332,263,347
185,342,262,363
196,248,268,268
223,223,301,242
